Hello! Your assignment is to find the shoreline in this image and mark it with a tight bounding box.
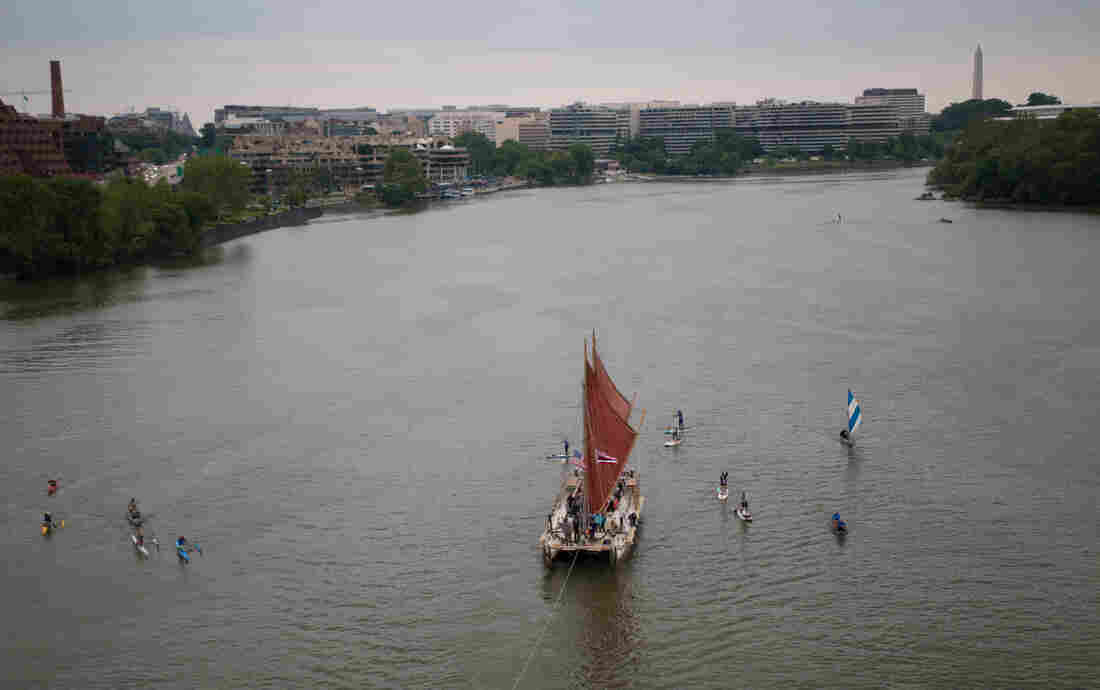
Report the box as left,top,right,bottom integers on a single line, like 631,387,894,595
637,160,934,183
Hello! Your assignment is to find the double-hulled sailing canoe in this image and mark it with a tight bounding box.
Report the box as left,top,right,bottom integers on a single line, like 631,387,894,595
540,334,645,567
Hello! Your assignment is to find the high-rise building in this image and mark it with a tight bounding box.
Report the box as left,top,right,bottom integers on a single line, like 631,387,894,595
517,117,550,150
428,112,501,142
547,104,619,153
733,101,900,152
854,88,930,135
972,44,983,100
638,105,735,155
855,89,925,120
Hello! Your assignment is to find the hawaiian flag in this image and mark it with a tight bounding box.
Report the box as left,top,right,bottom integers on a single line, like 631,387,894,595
596,449,618,464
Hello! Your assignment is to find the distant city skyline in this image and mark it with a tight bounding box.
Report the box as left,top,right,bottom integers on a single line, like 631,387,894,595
3,0,1098,124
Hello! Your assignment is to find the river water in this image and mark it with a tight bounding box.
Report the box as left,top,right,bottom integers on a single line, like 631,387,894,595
2,168,1097,688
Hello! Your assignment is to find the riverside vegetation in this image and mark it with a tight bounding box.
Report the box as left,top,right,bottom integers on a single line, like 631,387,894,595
0,156,251,279
928,109,1100,205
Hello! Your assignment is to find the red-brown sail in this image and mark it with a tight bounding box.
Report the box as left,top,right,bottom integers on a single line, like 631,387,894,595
583,339,638,517
592,333,632,423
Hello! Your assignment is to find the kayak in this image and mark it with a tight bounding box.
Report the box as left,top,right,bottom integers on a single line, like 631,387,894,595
663,439,681,447
131,534,149,557
717,487,729,501
736,506,753,522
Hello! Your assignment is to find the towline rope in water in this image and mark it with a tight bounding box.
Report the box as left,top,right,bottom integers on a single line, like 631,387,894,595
511,549,580,690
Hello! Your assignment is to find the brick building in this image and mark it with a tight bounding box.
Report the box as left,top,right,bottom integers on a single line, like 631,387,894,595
0,98,71,176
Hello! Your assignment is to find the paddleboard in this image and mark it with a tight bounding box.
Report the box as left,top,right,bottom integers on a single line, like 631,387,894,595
664,439,681,447
736,507,753,522
717,487,729,501
131,534,149,557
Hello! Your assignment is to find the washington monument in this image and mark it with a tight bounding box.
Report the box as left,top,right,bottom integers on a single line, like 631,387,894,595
972,44,983,100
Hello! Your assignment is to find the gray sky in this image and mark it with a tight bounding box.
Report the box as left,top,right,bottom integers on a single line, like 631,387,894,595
3,0,1097,124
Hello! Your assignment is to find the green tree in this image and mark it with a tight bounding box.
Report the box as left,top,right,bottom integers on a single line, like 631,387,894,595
180,155,251,219
381,149,427,206
453,132,496,175
1025,92,1061,106
200,123,217,150
928,109,1100,204
567,143,596,184
932,98,1013,132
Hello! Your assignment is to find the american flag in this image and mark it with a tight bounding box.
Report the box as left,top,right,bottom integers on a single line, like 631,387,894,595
596,450,618,464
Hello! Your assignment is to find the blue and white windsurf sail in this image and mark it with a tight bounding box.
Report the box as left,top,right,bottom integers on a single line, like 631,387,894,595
847,390,862,436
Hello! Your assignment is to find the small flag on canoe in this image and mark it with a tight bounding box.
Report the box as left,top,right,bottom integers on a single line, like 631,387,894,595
596,450,618,464
847,390,862,435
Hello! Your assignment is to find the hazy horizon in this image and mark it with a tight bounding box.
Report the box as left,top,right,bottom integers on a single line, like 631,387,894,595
3,0,1097,125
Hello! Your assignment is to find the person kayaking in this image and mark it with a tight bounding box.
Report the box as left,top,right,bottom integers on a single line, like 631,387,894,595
47,479,58,496
677,410,685,430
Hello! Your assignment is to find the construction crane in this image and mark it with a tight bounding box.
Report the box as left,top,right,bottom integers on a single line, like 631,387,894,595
0,88,72,113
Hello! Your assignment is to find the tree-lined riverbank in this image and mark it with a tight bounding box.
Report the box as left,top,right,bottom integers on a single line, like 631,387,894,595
0,156,251,280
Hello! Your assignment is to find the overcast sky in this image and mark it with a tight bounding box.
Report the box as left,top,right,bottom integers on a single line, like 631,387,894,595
2,0,1097,124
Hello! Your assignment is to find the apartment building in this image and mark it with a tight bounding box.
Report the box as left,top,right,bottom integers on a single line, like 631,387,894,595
547,104,619,154
733,101,901,152
638,105,735,155
517,118,550,150
229,134,467,194
428,112,501,142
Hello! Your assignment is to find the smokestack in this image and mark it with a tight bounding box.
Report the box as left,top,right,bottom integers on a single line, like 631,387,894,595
50,60,65,118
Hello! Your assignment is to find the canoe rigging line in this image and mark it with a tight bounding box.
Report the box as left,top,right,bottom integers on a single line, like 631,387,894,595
511,549,580,690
